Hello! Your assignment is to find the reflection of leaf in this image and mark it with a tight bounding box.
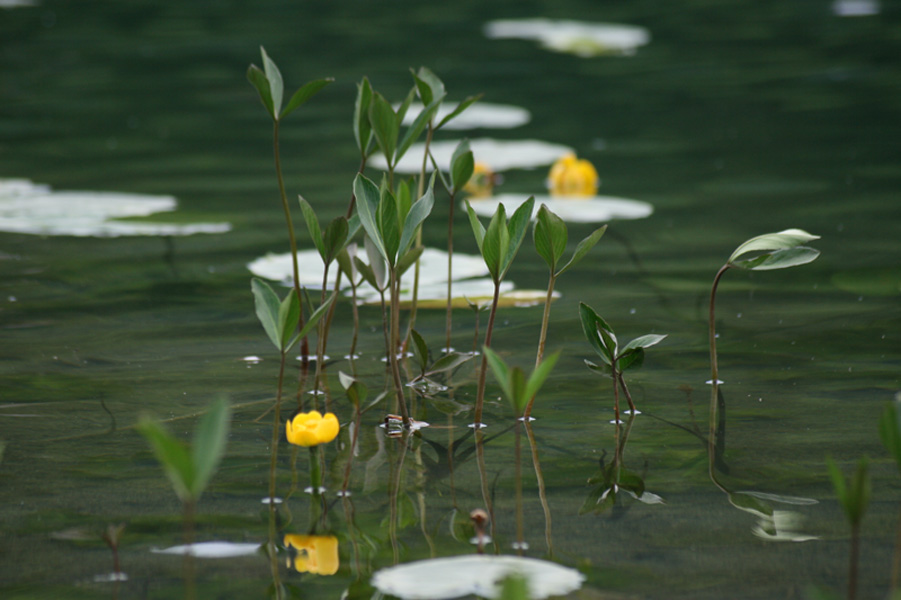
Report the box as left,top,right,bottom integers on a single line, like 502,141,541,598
728,492,774,518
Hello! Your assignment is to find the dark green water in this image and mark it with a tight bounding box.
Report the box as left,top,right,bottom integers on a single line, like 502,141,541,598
2,1,900,598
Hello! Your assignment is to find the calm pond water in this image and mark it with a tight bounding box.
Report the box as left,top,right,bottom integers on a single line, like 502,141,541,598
2,1,900,598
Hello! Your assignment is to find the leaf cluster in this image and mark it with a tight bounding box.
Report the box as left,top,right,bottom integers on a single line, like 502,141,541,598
579,303,666,375
466,197,535,283
827,456,870,527
483,347,560,416
533,205,607,278
251,278,333,353
727,228,821,271
247,47,333,122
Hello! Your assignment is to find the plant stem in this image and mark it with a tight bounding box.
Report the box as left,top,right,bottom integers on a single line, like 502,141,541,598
445,191,457,352
708,263,731,385
389,268,411,426
404,125,434,349
849,522,860,600
269,352,287,505
272,120,309,363
473,281,502,425
524,273,556,418
313,263,331,394
612,368,621,425
182,498,196,600
524,420,553,556
514,420,524,554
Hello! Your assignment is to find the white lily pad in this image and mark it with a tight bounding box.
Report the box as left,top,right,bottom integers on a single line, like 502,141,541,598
371,555,584,600
401,102,531,130
151,541,260,558
0,179,230,237
248,247,490,289
484,19,651,57
467,194,653,223
371,138,573,174
832,0,880,16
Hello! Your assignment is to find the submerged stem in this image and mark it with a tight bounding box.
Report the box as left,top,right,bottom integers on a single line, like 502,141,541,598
473,281,502,425
445,191,457,352
709,263,731,385
389,269,411,426
524,274,556,418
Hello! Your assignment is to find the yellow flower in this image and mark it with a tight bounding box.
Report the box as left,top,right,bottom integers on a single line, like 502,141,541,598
463,162,497,198
548,152,599,197
284,534,339,575
285,410,340,447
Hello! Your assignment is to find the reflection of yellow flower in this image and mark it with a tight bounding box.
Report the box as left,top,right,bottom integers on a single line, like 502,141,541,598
284,534,339,575
285,411,340,447
548,153,599,197
464,162,496,198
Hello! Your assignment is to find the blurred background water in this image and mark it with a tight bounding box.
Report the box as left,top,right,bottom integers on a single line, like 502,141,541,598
1,1,900,598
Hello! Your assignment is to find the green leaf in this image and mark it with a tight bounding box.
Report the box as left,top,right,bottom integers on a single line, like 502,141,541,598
482,204,508,281
533,205,567,273
617,348,645,371
499,196,536,281
246,64,275,120
339,371,368,408
412,66,445,107
727,228,820,265
297,195,324,258
354,77,374,156
136,417,194,503
296,292,336,342
409,329,429,373
620,334,667,356
280,77,333,120
465,200,486,253
322,216,350,265
579,302,615,366
879,402,901,474
353,174,388,265
260,47,284,119
377,187,401,265
396,245,424,277
190,397,231,499
398,181,435,258
483,346,512,404
369,93,399,166
827,456,870,527
523,351,560,410
557,224,607,276
437,94,483,130
251,278,283,350
277,287,301,351
425,351,474,377
450,140,474,193
731,246,821,271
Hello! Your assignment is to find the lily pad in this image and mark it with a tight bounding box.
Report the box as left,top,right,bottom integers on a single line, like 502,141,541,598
248,247,490,289
468,194,653,223
370,285,559,310
371,555,584,600
370,138,573,174
151,541,260,558
401,102,531,130
0,179,230,237
484,19,651,57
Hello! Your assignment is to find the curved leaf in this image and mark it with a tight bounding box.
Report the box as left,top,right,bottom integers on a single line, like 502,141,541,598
369,93,399,166
620,334,667,355
499,196,536,281
277,287,301,351
246,64,274,120
353,174,388,264
731,246,820,271
557,224,607,276
297,195,324,257
398,182,435,258
397,97,443,162
191,397,231,499
281,77,333,120
251,278,282,350
354,77,374,156
437,94,483,130
136,417,194,503
728,228,820,264
579,302,615,365
450,140,474,193
260,47,284,119
465,200,486,252
533,205,567,273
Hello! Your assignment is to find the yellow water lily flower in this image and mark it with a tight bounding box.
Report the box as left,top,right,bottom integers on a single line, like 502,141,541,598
285,410,340,447
548,152,599,197
284,534,339,575
463,162,497,198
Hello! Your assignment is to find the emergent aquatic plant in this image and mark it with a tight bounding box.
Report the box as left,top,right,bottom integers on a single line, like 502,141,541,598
247,47,333,362
827,456,870,600
527,205,606,418
579,302,666,424
708,228,820,385
466,196,535,426
879,400,901,592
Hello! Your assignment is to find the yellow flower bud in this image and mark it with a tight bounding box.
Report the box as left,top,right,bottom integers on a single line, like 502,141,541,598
285,410,340,447
548,153,599,198
463,162,496,198
284,534,339,575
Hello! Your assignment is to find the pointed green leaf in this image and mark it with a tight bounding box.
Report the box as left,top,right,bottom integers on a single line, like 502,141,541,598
620,334,667,355
482,204,507,281
246,64,275,120
369,93,399,166
281,77,333,120
251,278,283,350
437,94,483,130
323,216,350,264
579,302,615,365
412,66,445,107
483,347,513,403
617,348,645,371
450,140,474,193
465,200,486,253
298,195,325,257
277,287,301,351
190,397,231,499
557,224,607,276
396,86,416,125
353,174,388,264
499,196,535,280
354,77,374,156
398,182,435,258
361,234,388,290
339,371,368,408
879,402,901,474
136,417,194,502
533,205,567,272
260,47,284,119
378,187,401,265
425,351,474,377
396,245,424,277
731,246,821,271
523,350,560,409
728,228,820,264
